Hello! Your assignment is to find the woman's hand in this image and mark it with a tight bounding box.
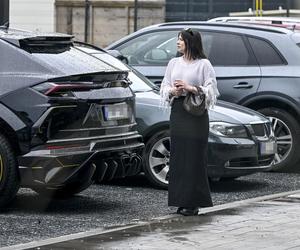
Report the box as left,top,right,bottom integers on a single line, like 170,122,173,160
170,86,183,97
174,80,197,93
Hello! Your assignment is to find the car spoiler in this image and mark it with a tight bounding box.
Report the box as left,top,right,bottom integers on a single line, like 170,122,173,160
0,29,73,48
47,70,132,87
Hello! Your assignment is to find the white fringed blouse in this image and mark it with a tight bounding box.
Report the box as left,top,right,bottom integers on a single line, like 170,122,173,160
160,57,220,109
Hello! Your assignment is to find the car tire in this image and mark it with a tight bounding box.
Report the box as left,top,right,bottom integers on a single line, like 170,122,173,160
258,108,300,172
143,130,170,189
0,133,20,208
31,181,91,199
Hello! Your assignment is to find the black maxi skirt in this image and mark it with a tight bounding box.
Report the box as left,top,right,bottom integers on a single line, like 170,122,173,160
168,97,213,208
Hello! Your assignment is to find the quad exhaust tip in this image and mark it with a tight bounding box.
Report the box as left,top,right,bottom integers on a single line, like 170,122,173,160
95,153,142,183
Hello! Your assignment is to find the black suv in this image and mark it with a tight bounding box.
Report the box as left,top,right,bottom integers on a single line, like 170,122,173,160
107,21,300,172
0,27,144,208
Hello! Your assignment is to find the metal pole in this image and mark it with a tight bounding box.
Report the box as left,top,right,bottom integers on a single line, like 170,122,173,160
287,0,290,17
84,0,89,42
208,0,213,19
256,0,258,16
0,0,9,26
185,0,188,20
134,0,138,31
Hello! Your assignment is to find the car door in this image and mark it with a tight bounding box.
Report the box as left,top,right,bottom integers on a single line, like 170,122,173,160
200,30,261,104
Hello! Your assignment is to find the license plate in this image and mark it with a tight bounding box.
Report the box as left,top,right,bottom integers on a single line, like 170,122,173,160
260,141,276,155
102,103,129,121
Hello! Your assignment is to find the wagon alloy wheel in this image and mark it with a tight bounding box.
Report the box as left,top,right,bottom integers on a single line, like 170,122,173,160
258,108,300,172
269,116,292,164
143,130,170,189
149,138,170,183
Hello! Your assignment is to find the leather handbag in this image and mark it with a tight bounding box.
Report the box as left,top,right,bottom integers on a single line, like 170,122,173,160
183,86,206,116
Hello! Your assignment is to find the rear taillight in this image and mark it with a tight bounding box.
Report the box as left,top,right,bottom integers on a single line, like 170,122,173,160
32,79,131,97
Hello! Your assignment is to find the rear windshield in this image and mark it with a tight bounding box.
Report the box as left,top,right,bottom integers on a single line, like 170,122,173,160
89,52,155,92
29,46,118,75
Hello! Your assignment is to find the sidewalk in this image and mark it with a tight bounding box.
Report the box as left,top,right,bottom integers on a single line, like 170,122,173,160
3,190,300,250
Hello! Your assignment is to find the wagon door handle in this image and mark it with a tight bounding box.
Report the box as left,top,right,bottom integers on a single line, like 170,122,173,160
233,82,253,89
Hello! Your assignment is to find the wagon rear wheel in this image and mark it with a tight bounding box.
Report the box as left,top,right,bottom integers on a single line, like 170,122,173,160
143,130,170,189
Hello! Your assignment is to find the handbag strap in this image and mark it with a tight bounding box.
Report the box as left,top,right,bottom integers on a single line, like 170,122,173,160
195,86,204,96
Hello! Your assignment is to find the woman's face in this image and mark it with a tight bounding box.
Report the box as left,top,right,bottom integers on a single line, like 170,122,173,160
177,34,186,54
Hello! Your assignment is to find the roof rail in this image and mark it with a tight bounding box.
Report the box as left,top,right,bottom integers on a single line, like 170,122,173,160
237,21,300,32
208,17,300,32
158,21,287,34
208,16,300,24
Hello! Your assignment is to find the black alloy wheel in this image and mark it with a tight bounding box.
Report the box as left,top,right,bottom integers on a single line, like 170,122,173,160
0,133,20,208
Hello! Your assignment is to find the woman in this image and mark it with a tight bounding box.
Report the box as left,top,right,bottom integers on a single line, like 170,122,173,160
160,28,219,216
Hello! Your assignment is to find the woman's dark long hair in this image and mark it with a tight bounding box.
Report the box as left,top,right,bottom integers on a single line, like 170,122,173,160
179,28,207,60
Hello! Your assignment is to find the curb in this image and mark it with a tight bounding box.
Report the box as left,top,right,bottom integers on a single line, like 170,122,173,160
2,189,300,250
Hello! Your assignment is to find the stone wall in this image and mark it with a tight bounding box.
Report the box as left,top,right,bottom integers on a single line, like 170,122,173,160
55,0,165,47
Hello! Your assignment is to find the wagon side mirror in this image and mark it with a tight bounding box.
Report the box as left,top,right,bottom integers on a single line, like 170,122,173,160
107,50,129,64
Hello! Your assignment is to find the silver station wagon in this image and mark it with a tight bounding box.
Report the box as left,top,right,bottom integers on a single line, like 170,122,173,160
107,21,300,173
77,44,276,189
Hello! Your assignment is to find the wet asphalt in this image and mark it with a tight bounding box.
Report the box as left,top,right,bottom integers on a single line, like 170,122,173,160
23,192,300,250
0,172,300,248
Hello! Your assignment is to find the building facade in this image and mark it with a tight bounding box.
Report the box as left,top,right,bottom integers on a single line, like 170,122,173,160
165,0,294,21
55,0,165,47
6,0,300,46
